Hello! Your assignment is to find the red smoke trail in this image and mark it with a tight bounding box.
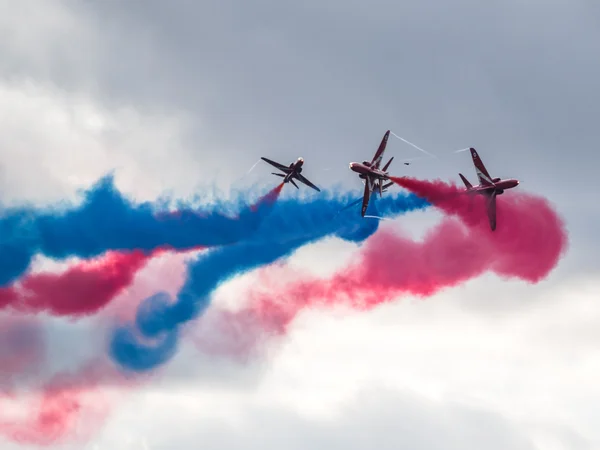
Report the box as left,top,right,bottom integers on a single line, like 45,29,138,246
0,364,113,446
0,358,133,446
0,317,45,390
250,183,284,212
191,181,568,358
0,251,154,316
0,315,140,446
191,307,284,362
0,244,208,318
389,177,569,281
0,317,98,445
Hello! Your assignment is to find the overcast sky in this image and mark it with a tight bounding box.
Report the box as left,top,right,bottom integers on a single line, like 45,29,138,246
0,1,598,449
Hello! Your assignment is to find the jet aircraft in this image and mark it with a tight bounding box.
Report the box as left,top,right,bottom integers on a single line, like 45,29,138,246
349,130,396,216
261,156,321,191
459,148,519,231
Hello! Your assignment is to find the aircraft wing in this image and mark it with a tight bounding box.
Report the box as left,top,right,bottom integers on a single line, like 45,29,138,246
469,148,494,186
261,157,292,172
361,180,371,217
370,130,390,169
295,173,321,192
486,192,497,231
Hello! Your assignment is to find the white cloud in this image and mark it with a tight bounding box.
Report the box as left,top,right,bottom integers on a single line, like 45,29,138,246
11,254,593,450
0,79,240,207
1,196,588,449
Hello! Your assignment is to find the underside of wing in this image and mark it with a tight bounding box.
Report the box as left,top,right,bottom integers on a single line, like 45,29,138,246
361,180,371,216
261,157,292,172
486,192,497,231
371,130,390,169
296,173,321,192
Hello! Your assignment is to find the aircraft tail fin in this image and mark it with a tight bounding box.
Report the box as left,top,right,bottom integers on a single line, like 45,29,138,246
459,173,472,189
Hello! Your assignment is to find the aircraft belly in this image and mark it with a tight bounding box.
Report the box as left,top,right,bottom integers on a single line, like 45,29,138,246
351,166,370,175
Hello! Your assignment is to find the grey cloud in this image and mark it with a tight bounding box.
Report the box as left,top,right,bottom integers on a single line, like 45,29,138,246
57,1,600,175
5,1,598,186
7,0,591,270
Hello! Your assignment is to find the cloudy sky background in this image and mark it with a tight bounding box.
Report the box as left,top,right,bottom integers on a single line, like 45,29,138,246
0,0,598,449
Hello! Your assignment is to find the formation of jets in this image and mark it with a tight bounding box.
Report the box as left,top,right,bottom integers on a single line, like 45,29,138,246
261,131,519,231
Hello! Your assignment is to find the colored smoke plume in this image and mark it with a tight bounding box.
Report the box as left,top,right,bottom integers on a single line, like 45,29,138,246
0,251,152,316
390,177,568,281
0,317,105,446
0,317,45,388
0,362,124,446
192,182,568,359
0,176,284,287
0,316,134,447
0,244,205,318
109,187,430,372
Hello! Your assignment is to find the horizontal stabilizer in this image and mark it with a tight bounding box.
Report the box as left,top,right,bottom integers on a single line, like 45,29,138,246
459,173,472,189
382,157,394,172
272,172,285,177
381,181,394,191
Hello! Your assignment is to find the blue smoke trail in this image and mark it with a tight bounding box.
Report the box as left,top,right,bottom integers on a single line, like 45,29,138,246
109,190,430,371
0,175,278,287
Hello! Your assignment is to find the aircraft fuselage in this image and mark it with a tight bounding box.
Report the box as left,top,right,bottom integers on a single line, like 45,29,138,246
348,162,389,181
470,178,519,195
284,157,304,182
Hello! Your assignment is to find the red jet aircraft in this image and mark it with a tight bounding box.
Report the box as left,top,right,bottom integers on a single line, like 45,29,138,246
459,148,519,231
261,156,321,191
349,130,400,216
